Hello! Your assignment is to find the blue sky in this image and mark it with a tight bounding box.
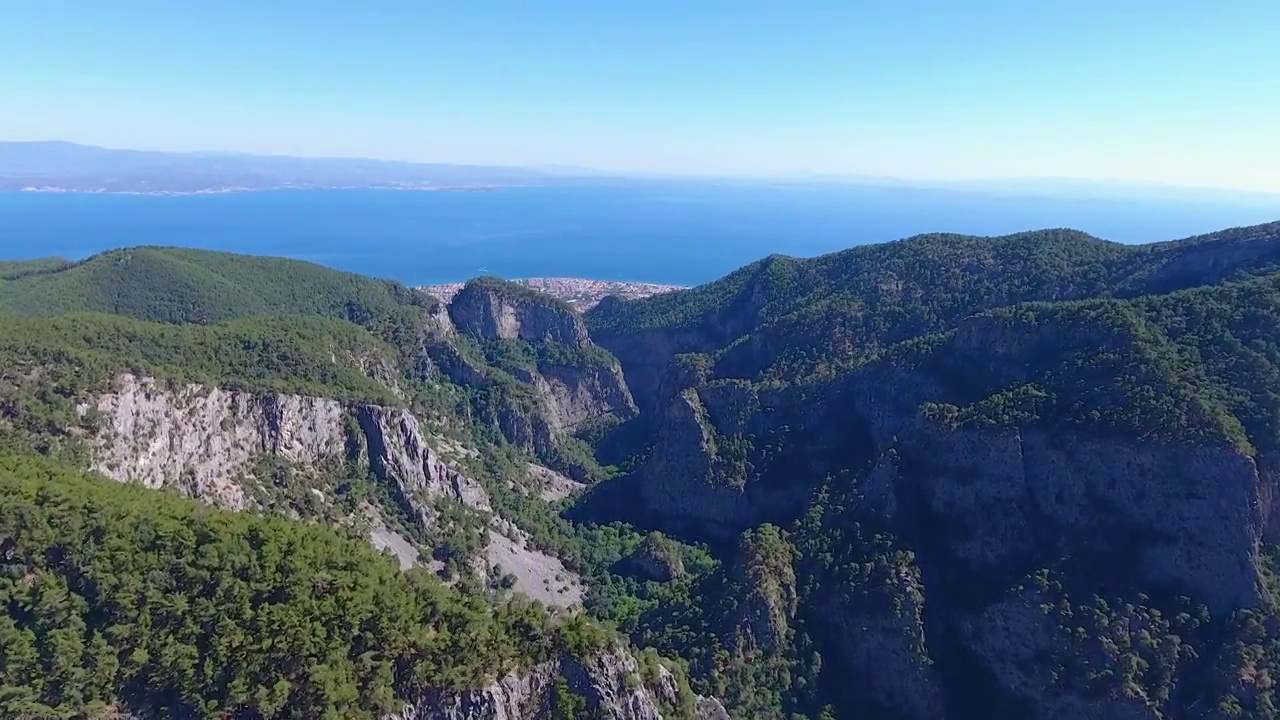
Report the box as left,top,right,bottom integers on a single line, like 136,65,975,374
2,1,1277,191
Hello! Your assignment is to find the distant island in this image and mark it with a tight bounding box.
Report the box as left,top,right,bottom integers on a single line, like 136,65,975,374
421,277,685,310
0,141,614,195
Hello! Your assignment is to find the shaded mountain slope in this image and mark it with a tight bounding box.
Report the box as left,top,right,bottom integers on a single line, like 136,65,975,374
577,220,1280,719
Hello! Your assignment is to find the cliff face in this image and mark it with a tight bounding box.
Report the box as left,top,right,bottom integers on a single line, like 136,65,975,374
633,330,1269,613
90,374,489,515
435,281,637,478
387,646,728,720
89,374,348,510
532,361,636,434
449,280,590,347
86,373,598,612
607,303,1277,718
356,403,492,512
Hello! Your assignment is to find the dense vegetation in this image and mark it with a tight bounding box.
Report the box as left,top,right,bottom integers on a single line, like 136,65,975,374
588,223,1280,385
896,267,1280,452
579,220,1280,719
6,219,1280,719
0,312,399,402
0,256,73,280
0,247,700,718
0,246,436,326
0,312,401,458
0,454,611,720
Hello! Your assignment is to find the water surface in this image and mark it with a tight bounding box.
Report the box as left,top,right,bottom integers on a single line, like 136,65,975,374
3,183,1278,285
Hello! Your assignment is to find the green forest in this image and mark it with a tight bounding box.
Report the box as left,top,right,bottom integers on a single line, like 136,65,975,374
0,454,612,720
4,222,1280,719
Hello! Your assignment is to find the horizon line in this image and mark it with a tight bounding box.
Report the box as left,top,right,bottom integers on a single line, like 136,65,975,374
5,138,1280,201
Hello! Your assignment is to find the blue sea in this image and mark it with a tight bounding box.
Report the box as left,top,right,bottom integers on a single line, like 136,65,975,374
3,183,1279,286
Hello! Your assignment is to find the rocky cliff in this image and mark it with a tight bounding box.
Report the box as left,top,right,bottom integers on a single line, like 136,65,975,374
629,317,1271,613
450,277,590,347
85,373,594,609
431,278,637,478
89,374,489,515
588,261,1280,718
389,646,728,720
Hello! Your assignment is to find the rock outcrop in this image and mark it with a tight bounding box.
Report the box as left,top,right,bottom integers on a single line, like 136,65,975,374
387,646,728,720
449,278,590,347
525,463,584,501
85,374,604,613
357,404,492,512
815,555,945,720
532,361,636,434
431,280,637,478
89,374,348,509
90,374,489,516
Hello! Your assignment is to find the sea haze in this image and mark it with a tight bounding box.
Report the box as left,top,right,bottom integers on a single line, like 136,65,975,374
3,182,1279,286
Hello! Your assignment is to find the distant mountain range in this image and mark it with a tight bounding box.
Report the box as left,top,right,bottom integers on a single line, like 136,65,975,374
4,141,1279,204
0,141,615,194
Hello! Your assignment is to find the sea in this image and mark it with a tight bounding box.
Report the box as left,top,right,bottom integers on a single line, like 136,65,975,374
3,182,1279,287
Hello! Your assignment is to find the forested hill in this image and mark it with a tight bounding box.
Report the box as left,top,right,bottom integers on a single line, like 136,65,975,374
0,245,719,719
586,222,1280,397
572,219,1280,719
0,453,611,719
6,220,1280,720
0,246,437,325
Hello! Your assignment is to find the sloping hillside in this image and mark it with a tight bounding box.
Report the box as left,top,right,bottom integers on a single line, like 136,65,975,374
577,220,1280,719
588,222,1280,406
0,245,437,326
7,220,1280,719
0,248,723,719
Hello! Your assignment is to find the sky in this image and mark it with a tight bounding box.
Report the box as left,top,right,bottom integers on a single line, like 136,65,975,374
2,1,1278,192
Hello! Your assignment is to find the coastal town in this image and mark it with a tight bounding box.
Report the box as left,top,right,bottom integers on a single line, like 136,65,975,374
421,277,684,310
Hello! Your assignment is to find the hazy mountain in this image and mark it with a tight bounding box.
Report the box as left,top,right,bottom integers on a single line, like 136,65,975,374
8,141,1279,204
0,140,606,193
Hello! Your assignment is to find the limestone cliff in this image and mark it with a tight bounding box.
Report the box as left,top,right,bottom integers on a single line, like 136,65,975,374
449,278,590,347
85,373,596,610
88,374,349,510
431,279,637,478
356,403,492,512
387,646,728,720
90,374,489,516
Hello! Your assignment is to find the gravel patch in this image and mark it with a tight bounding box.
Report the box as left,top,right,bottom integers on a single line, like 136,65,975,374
369,522,420,570
485,529,584,608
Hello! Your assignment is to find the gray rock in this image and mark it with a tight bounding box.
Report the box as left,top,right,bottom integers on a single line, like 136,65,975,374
91,374,491,516
358,404,492,512
449,281,589,346
386,646,727,720
90,374,347,509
